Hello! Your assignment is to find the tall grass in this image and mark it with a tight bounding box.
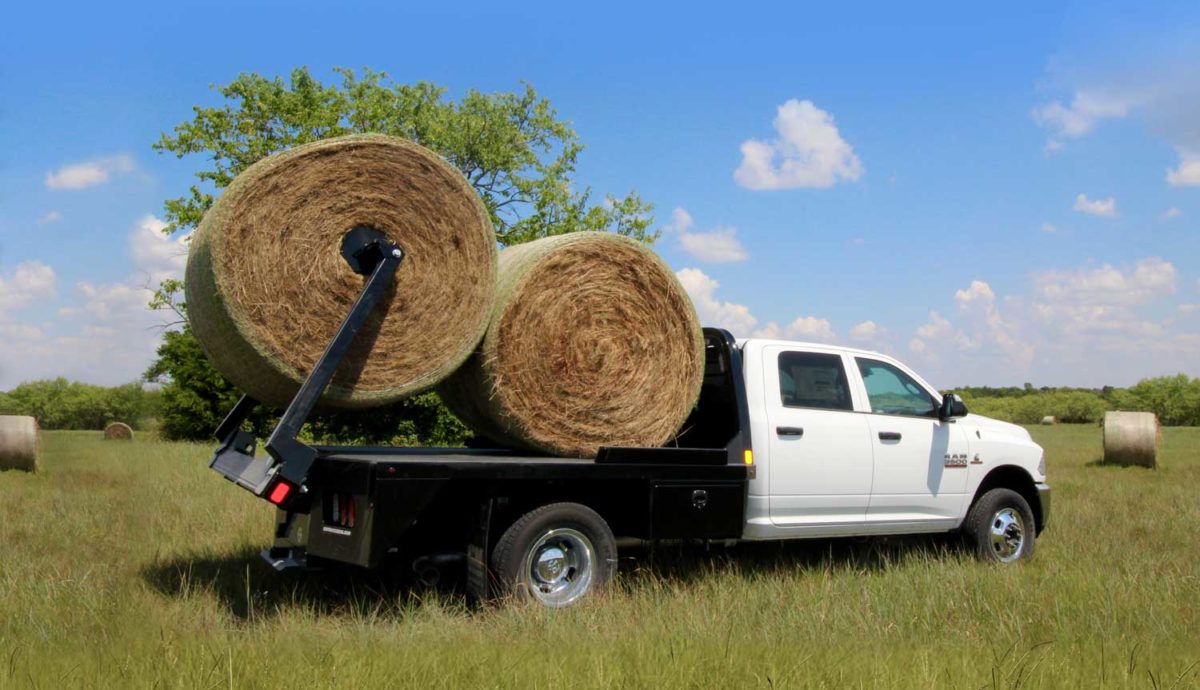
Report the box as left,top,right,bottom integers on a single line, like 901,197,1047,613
1,427,1197,688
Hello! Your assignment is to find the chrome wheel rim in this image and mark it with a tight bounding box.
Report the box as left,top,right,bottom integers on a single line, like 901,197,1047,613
989,507,1025,563
523,528,595,607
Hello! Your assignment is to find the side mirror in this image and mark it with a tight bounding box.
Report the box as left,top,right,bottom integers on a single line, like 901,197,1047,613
939,393,968,420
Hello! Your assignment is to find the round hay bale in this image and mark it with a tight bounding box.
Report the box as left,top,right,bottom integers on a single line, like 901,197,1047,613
1103,411,1159,468
1040,416,1057,425
185,134,497,408
0,416,40,473
104,422,134,441
438,232,705,458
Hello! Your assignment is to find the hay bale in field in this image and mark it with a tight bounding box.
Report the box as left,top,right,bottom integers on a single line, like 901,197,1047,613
103,422,133,441
1041,416,1057,425
1102,411,1159,468
438,232,705,458
0,416,40,473
185,134,497,408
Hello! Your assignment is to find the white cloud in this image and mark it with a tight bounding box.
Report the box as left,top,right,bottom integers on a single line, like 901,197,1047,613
847,320,891,349
1033,257,1176,307
130,215,190,282
664,207,748,263
675,266,837,342
954,280,995,309
0,261,56,311
1041,222,1058,233
910,279,1033,378
734,99,863,190
678,227,748,263
1032,48,1200,188
1032,90,1136,147
664,207,693,234
45,154,134,190
1073,193,1117,217
38,211,62,225
1166,149,1200,186
753,315,836,343
0,215,188,389
675,267,757,336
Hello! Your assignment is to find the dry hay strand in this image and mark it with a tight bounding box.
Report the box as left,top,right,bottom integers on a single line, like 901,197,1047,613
1040,416,1057,425
438,232,705,458
104,422,134,440
186,134,497,408
1103,410,1159,468
0,416,40,473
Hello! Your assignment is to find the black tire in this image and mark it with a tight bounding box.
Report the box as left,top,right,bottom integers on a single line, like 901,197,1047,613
963,488,1037,563
491,502,617,607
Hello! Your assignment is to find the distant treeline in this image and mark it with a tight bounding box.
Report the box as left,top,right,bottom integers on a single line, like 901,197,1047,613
0,379,161,430
2,373,1198,434
954,374,1200,426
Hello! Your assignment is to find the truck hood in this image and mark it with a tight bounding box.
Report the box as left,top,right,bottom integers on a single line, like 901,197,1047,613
962,413,1032,441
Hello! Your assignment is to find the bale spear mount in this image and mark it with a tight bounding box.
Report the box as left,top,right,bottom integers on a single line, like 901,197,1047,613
208,226,403,509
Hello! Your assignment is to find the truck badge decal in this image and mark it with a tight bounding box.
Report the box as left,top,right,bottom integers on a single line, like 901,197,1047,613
944,453,968,468
971,454,983,464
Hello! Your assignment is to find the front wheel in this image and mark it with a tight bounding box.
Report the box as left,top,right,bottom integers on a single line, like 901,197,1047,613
491,502,617,607
963,488,1036,563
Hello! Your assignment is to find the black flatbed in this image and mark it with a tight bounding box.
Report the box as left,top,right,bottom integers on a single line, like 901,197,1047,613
203,233,753,596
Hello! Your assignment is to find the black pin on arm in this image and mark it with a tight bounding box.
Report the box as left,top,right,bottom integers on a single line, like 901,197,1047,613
208,227,404,506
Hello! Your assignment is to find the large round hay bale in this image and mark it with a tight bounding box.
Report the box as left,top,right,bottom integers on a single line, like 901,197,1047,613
1103,411,1159,468
1040,416,1057,425
0,416,40,473
104,422,133,441
185,135,497,408
438,232,705,457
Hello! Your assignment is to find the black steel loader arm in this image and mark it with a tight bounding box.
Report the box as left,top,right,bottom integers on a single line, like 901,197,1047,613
208,227,404,506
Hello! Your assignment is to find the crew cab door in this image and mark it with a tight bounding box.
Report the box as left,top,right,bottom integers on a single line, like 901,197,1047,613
852,357,969,523
763,346,874,527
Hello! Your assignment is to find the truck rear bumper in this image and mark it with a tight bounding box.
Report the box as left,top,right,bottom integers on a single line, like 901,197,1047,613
1035,482,1051,533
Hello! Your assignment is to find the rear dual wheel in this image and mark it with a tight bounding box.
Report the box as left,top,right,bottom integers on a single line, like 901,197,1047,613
491,502,617,607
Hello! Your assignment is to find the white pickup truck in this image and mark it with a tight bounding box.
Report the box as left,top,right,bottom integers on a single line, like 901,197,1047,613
216,327,1050,608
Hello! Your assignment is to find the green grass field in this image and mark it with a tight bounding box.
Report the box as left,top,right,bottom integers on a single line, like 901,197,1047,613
1,427,1198,689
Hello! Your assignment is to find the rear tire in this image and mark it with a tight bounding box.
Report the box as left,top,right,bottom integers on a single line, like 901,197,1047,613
964,488,1036,563
491,502,617,607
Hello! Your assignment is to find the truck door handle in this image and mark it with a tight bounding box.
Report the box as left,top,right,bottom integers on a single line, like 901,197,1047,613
878,431,902,441
776,426,804,437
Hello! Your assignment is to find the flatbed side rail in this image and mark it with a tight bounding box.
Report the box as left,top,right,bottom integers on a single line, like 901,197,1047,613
208,227,404,506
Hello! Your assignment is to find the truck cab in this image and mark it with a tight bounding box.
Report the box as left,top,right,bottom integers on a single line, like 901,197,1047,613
740,339,1048,551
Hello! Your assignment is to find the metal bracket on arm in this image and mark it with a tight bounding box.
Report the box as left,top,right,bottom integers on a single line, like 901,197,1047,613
208,226,404,504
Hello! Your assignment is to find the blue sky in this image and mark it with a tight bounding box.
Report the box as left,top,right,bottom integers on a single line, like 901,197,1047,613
1,1,1198,389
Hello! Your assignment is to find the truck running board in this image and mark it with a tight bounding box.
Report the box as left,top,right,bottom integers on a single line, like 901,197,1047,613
207,226,405,507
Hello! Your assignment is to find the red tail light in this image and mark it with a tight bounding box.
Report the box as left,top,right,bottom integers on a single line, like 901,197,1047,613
267,480,294,506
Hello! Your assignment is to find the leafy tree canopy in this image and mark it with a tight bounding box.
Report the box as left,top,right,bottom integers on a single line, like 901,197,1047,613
155,67,653,248
147,68,655,441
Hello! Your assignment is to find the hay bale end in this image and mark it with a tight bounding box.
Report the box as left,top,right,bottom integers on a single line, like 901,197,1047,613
1040,416,1057,425
1102,411,1159,468
439,232,705,458
0,416,40,473
185,134,497,408
104,422,134,441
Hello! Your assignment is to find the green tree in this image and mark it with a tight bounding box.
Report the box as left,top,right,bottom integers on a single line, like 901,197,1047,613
2,379,151,430
148,67,654,441
1123,374,1200,426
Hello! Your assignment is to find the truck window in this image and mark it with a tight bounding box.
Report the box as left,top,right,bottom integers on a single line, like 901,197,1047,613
777,351,853,411
855,358,938,417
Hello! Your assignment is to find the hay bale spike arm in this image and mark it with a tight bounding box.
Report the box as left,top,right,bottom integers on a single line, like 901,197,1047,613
209,227,404,508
